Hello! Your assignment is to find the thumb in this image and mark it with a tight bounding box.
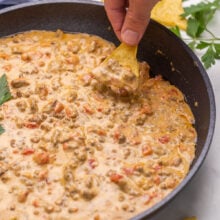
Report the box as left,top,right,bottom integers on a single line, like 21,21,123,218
121,0,159,45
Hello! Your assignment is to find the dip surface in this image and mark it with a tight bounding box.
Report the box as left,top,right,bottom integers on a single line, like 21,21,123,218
0,30,196,220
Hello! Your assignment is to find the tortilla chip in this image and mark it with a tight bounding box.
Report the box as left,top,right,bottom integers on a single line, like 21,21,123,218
106,43,139,77
183,217,197,220
151,0,187,30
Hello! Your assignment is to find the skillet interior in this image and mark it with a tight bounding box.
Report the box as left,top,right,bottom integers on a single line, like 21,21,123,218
0,1,216,219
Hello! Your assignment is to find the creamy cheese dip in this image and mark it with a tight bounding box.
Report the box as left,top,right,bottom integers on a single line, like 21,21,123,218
0,30,196,220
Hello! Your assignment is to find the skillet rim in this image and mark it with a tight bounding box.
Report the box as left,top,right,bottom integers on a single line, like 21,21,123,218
0,1,216,219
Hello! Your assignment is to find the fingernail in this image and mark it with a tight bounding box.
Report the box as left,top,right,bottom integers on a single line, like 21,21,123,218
122,29,139,45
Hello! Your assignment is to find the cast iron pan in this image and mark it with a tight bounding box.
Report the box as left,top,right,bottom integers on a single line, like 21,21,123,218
0,1,216,219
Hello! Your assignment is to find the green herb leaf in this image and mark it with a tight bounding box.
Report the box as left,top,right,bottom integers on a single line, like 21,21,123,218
198,8,216,27
186,18,201,38
0,74,12,105
0,125,5,135
188,41,197,50
214,43,220,53
179,0,220,69
182,1,220,18
0,74,12,135
182,0,220,36
213,43,220,59
196,41,211,50
170,26,181,38
201,45,216,69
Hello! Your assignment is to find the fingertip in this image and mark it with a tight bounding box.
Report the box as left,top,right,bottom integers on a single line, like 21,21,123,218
121,29,140,46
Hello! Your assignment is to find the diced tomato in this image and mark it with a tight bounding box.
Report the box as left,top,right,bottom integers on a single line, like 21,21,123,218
114,131,120,140
142,145,153,156
153,164,161,171
97,129,106,136
22,148,35,155
154,176,161,185
83,104,94,115
123,167,134,176
88,159,97,169
158,135,170,144
143,194,152,205
25,122,39,129
97,108,103,112
33,152,50,165
32,199,39,207
150,191,158,199
110,173,123,183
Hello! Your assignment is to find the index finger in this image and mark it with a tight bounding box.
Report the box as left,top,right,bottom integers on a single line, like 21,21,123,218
104,0,127,41
121,0,159,45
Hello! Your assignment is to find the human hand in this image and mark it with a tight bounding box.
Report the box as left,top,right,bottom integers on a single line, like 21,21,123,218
104,0,159,46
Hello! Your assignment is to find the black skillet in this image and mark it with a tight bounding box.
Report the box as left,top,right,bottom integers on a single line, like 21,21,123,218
0,1,216,219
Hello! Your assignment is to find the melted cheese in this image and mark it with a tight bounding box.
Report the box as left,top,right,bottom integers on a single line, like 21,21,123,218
0,30,196,220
